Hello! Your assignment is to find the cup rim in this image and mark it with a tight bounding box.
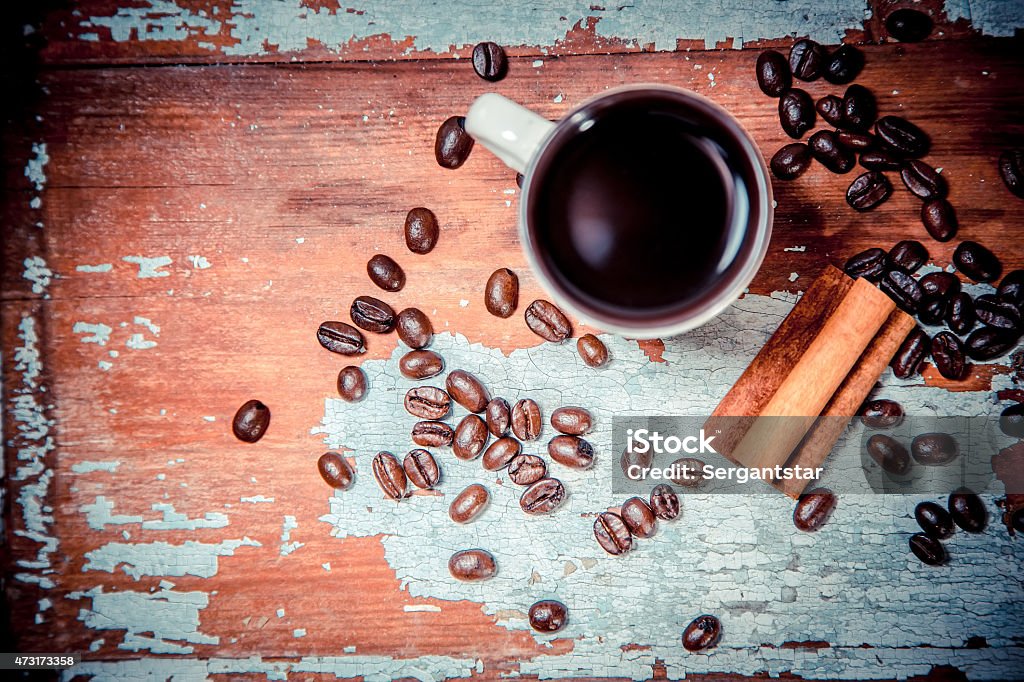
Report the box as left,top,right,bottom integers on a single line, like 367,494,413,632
518,83,774,338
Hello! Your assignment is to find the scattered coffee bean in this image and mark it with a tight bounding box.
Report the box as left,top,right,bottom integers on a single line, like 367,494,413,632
525,299,572,342
915,501,955,539
846,171,893,211
755,49,791,96
900,160,947,200
446,369,490,413
367,254,405,292
529,600,568,633
649,484,681,520
946,292,976,335
507,454,547,485
318,452,354,490
965,326,1019,361
411,421,455,447
841,84,876,131
485,268,519,318
1014,508,1024,533
912,433,960,466
317,321,366,355
620,497,657,538
998,149,1024,199
836,131,875,151
770,143,812,180
809,130,855,174
948,488,987,533
885,8,934,42
404,386,451,420
520,477,566,514
824,44,864,84
891,327,930,378
909,532,948,565
793,488,837,532
372,451,407,500
449,483,489,523
779,88,815,138
550,406,593,435
233,399,270,443
918,297,948,326
954,241,1002,283
404,449,440,489
482,436,521,471
859,149,903,171
594,511,632,555
789,39,827,81
888,240,928,273
815,95,844,127
548,435,595,469
485,397,512,437
399,349,444,380
350,295,397,334
867,434,912,476
404,207,439,254
860,399,904,428
998,403,1024,438
621,447,653,477
472,41,507,81
448,549,496,581
682,615,722,652
919,272,960,301
577,333,610,367
435,116,474,169
844,247,888,281
974,294,1022,332
879,267,923,314
396,308,433,349
512,399,543,440
336,366,367,402
515,173,524,188
875,116,930,158
453,414,489,460
930,331,967,380
997,270,1024,308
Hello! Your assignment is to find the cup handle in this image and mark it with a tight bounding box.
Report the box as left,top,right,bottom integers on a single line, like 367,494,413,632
465,93,556,174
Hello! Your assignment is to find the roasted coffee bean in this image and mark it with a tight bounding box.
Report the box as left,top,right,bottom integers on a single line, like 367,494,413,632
411,421,455,447
930,331,967,380
317,321,366,355
453,414,489,460
770,143,812,180
472,41,507,81
998,149,1024,199
525,299,572,342
372,452,407,500
788,39,827,81
435,116,474,169
399,349,444,379
860,399,904,428
997,270,1024,308
396,308,433,349
350,296,396,334
550,406,593,435
841,84,876,132
909,533,948,566
886,8,933,42
846,171,892,211
485,268,519,318
948,488,987,533
918,297,948,326
621,497,657,538
520,477,566,514
837,131,875,151
512,399,543,440
682,615,722,652
888,240,928,273
915,501,955,539
404,207,439,254
954,241,1002,283
815,95,844,127
867,434,912,476
779,88,815,139
507,454,547,485
900,160,947,200
548,435,595,469
515,173,524,188
318,452,354,490
824,44,864,84
482,436,521,471
449,483,489,523
404,386,451,420
404,449,440,489
919,272,960,301
875,116,930,158
649,484,681,521
946,293,976,335
844,247,888,281
621,447,653,478
446,369,490,413
448,549,496,581
912,433,959,466
528,600,568,633
974,294,1022,331
485,397,512,437
891,327,930,378
670,457,707,488
999,403,1024,438
793,488,836,532
879,267,923,314
965,326,1019,361
919,198,957,240
755,49,791,97
367,254,405,292
594,512,632,555
233,399,270,443
859,149,903,171
809,130,855,174
577,333,610,367
1014,508,1024,533
336,366,367,402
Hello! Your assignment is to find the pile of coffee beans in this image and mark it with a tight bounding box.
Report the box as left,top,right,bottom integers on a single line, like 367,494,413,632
909,489,988,566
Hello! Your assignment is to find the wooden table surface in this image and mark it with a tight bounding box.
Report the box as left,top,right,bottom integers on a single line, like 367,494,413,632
3,2,1024,680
